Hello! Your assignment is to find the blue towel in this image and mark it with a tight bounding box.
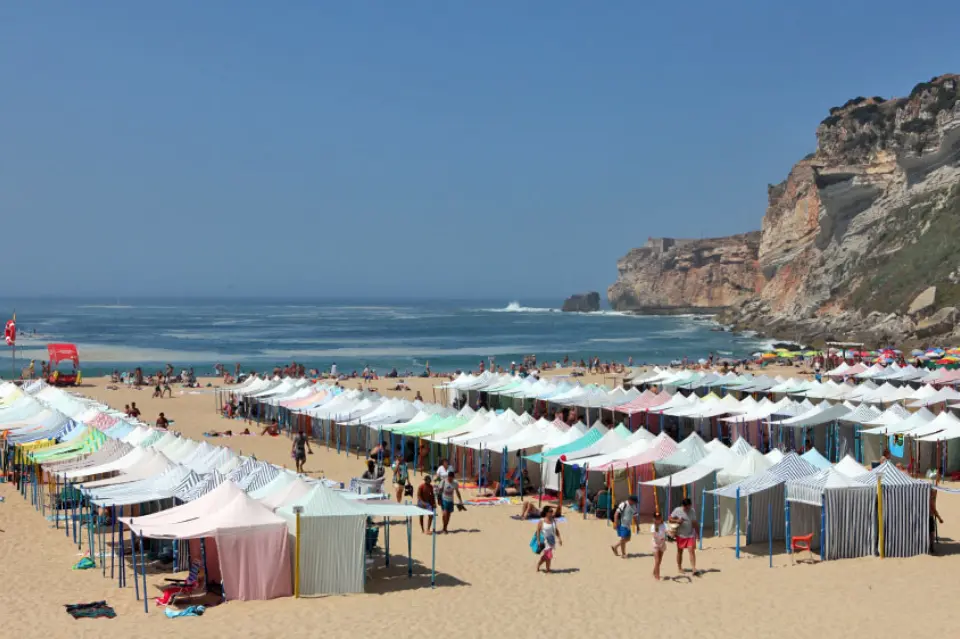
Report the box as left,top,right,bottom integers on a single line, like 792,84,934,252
165,605,206,618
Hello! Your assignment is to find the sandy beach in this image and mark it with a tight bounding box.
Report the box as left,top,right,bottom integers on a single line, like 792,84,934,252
3,370,960,639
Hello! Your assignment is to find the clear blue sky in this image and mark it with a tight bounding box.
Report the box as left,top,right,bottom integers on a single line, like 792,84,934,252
2,1,957,300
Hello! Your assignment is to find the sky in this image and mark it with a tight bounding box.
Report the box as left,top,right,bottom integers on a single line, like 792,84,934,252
2,1,958,301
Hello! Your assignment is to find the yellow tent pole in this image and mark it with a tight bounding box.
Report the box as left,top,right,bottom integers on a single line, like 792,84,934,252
877,474,884,559
652,464,659,515
294,506,303,597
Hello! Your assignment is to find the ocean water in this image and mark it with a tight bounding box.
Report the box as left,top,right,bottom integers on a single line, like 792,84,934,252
0,298,770,377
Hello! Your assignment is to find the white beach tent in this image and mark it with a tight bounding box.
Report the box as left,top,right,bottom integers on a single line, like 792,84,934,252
275,484,367,596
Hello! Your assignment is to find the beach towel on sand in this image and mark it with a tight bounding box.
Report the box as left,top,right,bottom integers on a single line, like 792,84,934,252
64,601,116,619
72,557,95,570
165,605,206,618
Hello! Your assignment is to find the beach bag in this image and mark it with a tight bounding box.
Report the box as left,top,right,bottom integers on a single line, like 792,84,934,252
529,531,545,555
666,521,680,541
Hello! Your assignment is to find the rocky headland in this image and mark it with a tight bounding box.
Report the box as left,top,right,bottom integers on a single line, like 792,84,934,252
608,74,960,347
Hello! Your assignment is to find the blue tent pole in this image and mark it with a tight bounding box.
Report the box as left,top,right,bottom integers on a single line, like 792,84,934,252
820,498,826,561
699,487,705,550
414,436,419,475
119,517,125,588
583,464,588,520
407,516,413,578
431,506,437,588
72,484,78,545
735,488,741,559
785,485,791,554
111,508,116,579
714,492,719,537
499,446,507,497
139,534,148,613
768,502,773,567
385,517,390,567
131,527,140,601
200,538,209,594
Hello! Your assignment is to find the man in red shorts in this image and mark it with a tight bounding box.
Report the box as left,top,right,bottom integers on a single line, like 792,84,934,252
669,498,700,575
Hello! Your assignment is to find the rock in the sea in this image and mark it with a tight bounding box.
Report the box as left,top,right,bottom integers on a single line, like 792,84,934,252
916,306,958,338
908,286,937,316
562,292,601,313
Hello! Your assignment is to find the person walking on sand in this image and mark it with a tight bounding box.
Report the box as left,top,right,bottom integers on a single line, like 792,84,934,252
417,475,437,533
670,498,700,574
292,428,312,474
439,470,464,533
392,456,410,503
611,495,638,558
651,511,667,580
536,506,562,573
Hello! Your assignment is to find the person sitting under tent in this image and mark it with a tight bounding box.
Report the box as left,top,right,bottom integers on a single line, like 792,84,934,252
260,419,279,436
482,467,531,497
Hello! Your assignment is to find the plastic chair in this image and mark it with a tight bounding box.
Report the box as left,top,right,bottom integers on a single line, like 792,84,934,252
791,533,814,564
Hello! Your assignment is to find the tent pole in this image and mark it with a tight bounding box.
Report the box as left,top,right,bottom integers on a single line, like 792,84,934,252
140,534,148,613
877,475,884,558
784,485,791,555
699,487,705,551
131,526,139,601
407,516,413,579
819,498,826,562
431,507,437,588
768,503,773,568
735,488,741,559
385,517,390,567
294,506,302,597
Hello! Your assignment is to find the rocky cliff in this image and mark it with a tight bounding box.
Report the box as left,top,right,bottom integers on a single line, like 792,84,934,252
609,74,960,344
607,234,762,312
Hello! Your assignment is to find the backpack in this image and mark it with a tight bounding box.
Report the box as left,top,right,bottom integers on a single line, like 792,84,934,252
613,501,628,524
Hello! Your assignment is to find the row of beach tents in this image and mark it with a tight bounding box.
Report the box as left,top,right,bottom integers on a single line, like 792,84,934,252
229,374,936,560
0,379,436,608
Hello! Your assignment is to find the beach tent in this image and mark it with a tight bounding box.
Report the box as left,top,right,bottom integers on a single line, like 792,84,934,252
834,455,869,477
785,468,876,559
275,484,368,596
855,461,930,557
800,447,833,470
121,482,292,601
709,453,819,545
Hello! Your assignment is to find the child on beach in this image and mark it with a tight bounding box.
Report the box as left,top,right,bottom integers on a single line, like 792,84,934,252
536,506,562,573
651,511,667,580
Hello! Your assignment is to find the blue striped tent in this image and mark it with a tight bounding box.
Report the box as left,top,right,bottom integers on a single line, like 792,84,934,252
709,453,818,544
787,468,876,560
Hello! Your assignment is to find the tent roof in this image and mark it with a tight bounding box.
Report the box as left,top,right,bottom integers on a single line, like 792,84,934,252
800,448,833,470
787,467,873,506
710,452,818,498
834,455,869,477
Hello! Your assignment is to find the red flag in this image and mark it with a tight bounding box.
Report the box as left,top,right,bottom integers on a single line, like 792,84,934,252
4,313,15,346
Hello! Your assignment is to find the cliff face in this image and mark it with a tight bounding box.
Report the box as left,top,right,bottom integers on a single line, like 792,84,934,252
608,74,960,343
607,234,762,311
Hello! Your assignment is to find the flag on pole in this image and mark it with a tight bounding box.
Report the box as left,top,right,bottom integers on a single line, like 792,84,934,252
4,312,15,346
